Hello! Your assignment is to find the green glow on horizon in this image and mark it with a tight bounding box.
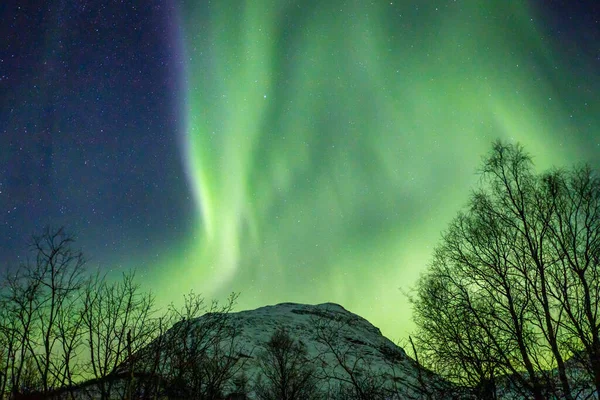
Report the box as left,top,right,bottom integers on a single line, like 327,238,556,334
146,0,596,340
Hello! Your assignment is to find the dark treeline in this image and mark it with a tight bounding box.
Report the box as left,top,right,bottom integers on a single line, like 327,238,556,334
0,228,445,400
411,141,600,399
0,227,248,400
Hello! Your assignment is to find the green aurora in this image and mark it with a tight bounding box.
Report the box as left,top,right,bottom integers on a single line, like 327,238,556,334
147,0,599,340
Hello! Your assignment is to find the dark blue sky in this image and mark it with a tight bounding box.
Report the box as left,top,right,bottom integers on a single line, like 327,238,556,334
1,0,192,268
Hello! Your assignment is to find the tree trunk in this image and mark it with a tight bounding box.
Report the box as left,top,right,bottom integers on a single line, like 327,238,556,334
539,284,572,400
589,342,600,397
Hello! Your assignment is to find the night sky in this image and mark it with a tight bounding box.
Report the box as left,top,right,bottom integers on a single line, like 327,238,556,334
1,0,599,340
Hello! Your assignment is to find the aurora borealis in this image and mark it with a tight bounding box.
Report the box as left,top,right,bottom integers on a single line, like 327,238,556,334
1,0,599,340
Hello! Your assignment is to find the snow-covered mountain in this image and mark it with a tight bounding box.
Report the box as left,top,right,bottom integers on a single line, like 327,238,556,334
26,302,598,399
210,302,426,397
142,303,596,400
38,302,455,400
135,302,455,399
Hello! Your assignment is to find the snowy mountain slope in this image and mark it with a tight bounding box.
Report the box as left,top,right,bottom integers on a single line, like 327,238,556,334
25,302,597,399
220,303,417,385
106,302,600,399
141,302,455,399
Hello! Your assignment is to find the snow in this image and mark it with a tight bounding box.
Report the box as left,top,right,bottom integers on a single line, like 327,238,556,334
163,302,447,399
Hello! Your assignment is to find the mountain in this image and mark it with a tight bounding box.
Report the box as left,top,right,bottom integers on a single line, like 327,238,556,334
127,302,456,399
36,302,461,399
33,302,597,399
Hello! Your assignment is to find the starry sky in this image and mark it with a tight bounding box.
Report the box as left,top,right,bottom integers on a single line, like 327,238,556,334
1,0,599,340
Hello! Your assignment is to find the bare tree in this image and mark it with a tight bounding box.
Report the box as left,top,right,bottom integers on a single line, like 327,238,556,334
403,336,463,400
312,313,388,400
0,270,41,397
54,289,87,399
482,142,571,398
411,142,600,399
134,292,247,400
412,143,558,399
0,229,251,400
0,325,6,397
27,227,87,394
544,165,600,397
411,257,524,399
253,328,322,400
81,270,155,399
0,227,87,398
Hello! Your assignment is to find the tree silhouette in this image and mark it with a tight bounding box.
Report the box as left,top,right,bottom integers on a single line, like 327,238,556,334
0,228,248,400
254,328,322,400
544,164,600,396
80,270,155,400
134,292,246,400
412,141,600,399
0,227,87,398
